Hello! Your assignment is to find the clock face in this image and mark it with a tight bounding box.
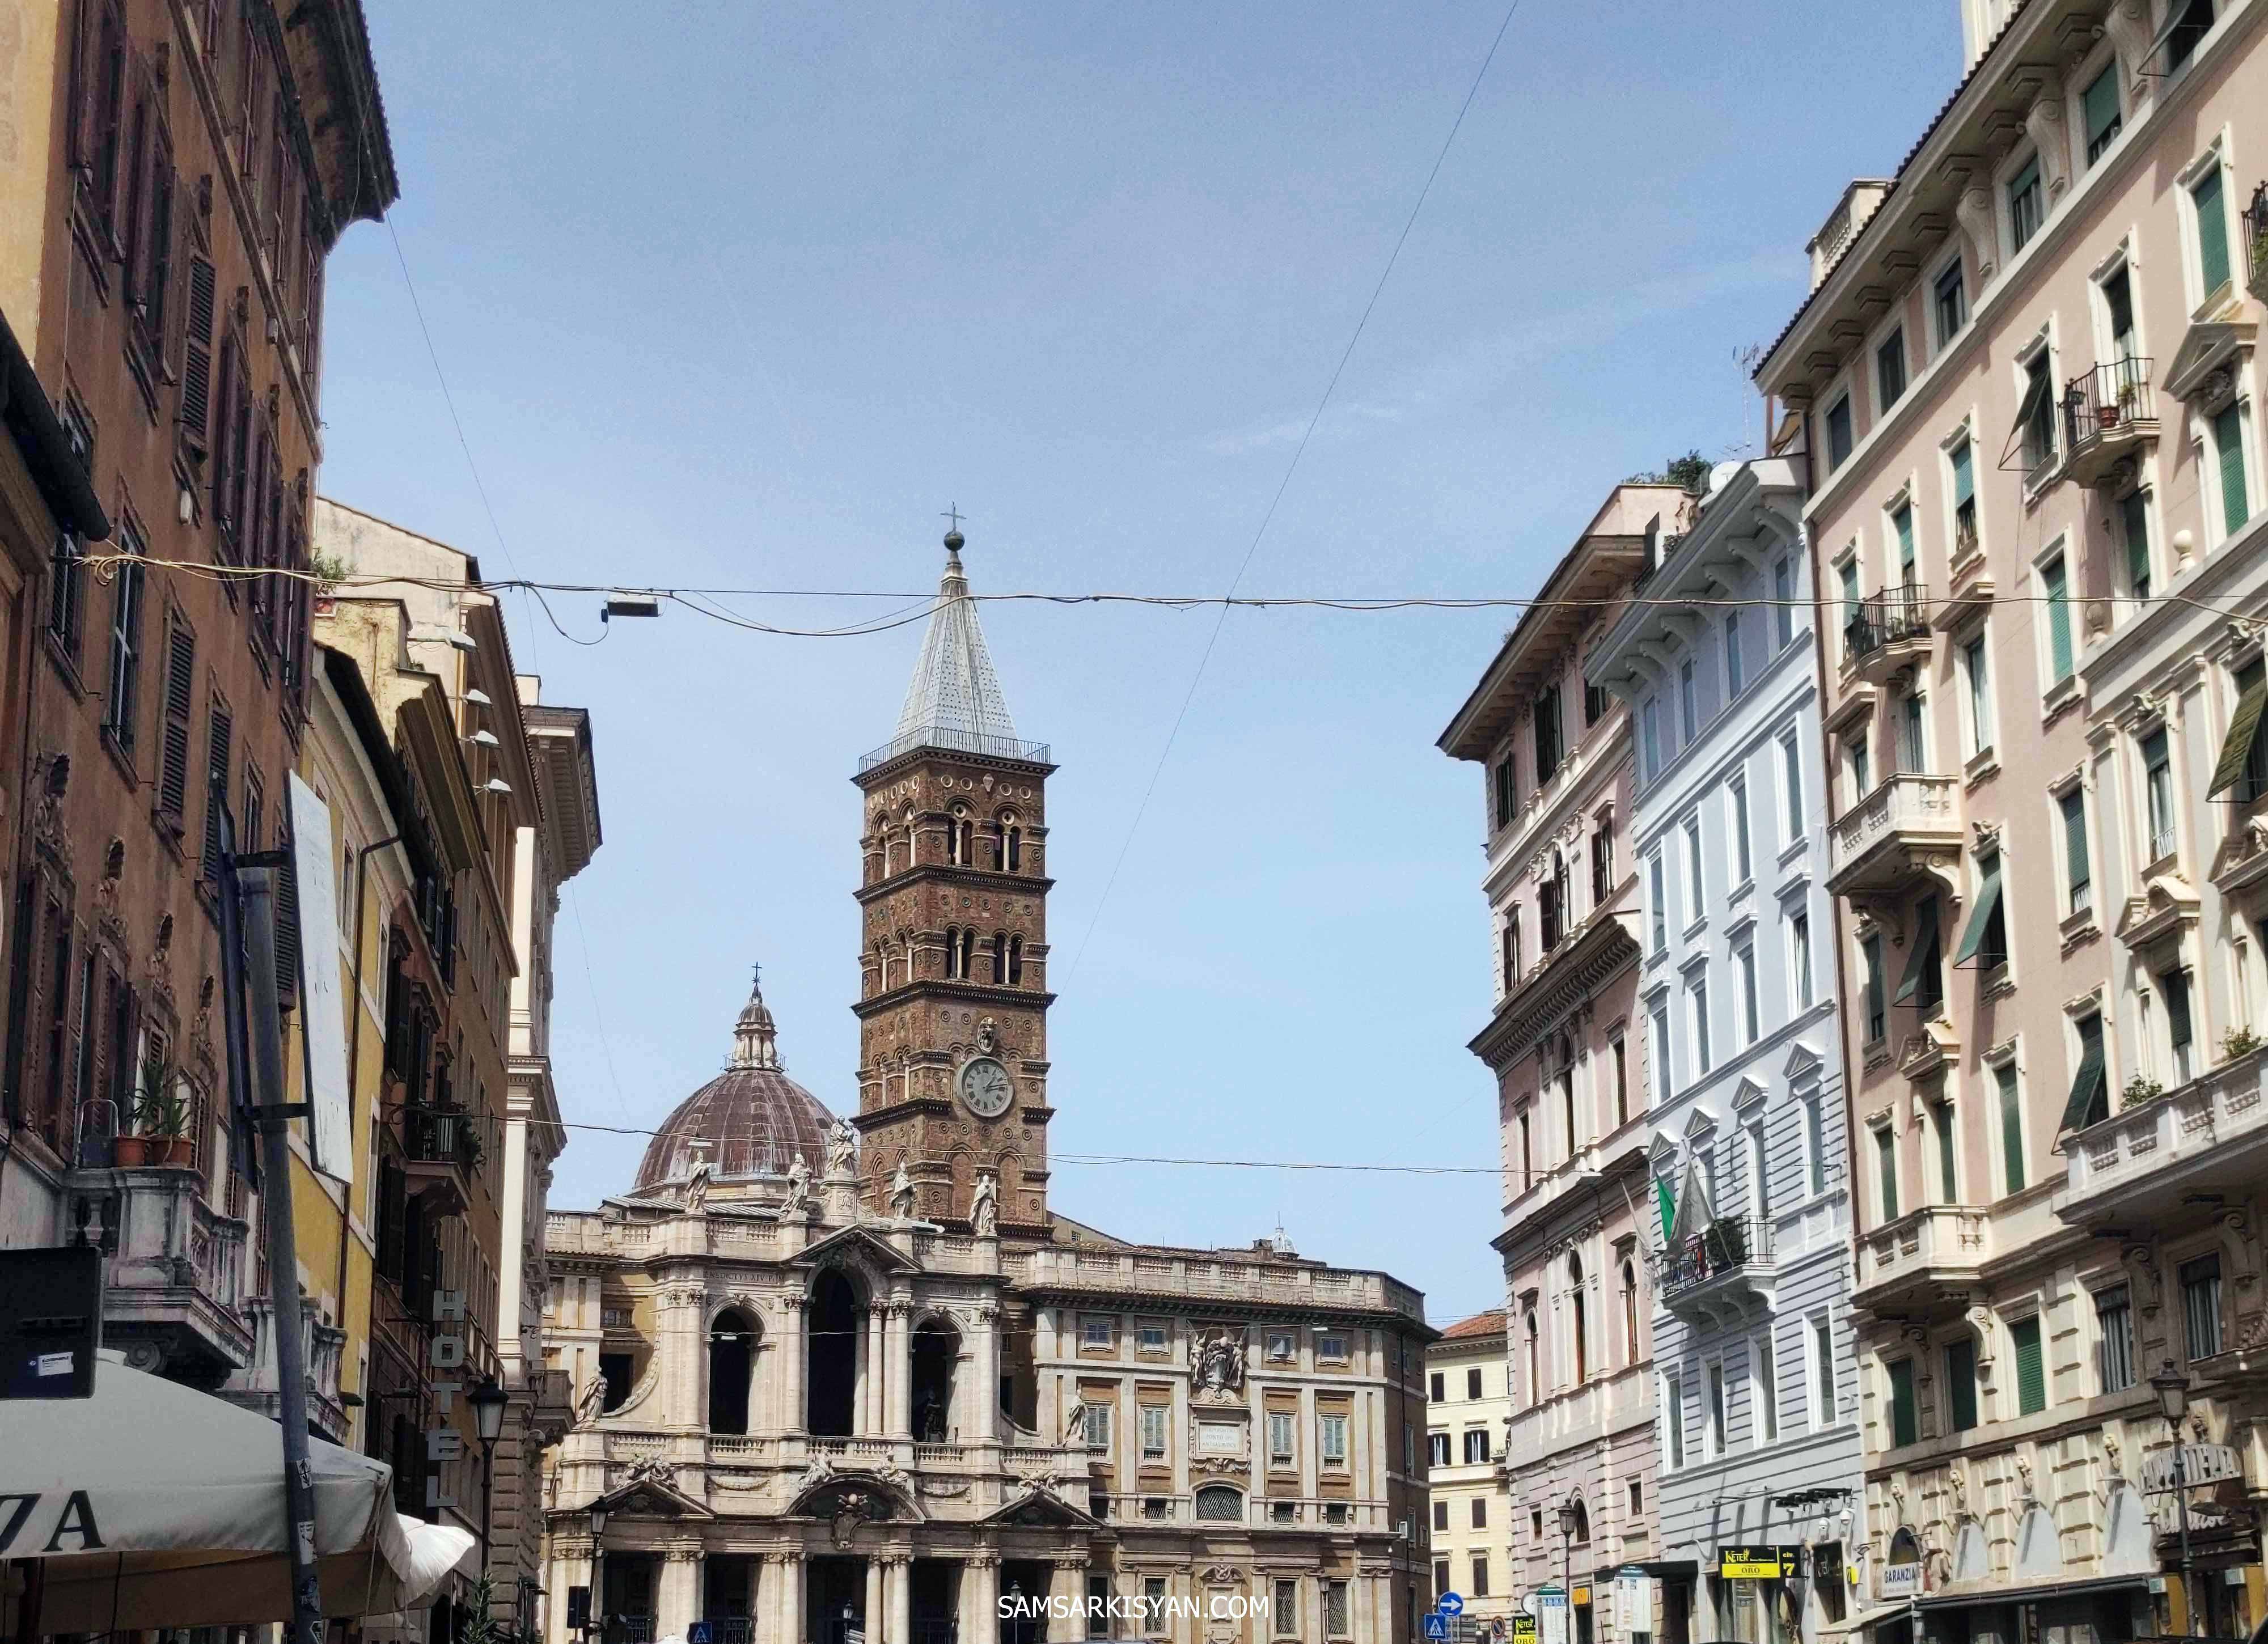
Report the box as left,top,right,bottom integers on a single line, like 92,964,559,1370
958,1055,1014,1118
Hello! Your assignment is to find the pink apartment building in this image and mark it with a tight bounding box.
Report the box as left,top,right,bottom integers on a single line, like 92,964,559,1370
1440,485,1693,1644
1757,1,2268,1641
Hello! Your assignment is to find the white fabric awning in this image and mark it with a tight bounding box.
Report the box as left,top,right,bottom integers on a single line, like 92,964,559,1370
1,1353,475,1628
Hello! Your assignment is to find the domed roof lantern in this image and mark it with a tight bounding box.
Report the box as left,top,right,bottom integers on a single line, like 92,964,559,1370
731,962,781,1071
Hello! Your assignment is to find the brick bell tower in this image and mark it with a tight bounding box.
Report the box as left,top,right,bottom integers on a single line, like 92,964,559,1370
851,521,1056,1233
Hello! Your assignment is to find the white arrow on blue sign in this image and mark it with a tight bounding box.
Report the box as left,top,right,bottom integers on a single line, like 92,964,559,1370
1440,1594,1466,1616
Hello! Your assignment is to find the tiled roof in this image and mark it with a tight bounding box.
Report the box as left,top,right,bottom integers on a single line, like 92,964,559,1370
1436,1308,1508,1341
1755,0,2036,382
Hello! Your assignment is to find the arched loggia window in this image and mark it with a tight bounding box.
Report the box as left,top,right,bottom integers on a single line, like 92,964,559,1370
1002,814,1023,872
992,930,1009,984
1007,934,1025,985
945,927,962,980
708,1309,755,1435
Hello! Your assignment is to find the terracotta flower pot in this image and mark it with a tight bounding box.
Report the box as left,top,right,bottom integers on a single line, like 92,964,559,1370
156,1136,195,1168
113,1135,151,1168
2097,404,2122,431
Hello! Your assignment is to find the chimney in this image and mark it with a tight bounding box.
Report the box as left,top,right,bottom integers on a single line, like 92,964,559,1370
1806,180,1894,292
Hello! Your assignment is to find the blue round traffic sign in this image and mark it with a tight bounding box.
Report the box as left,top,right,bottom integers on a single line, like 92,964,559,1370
1440,1593,1466,1616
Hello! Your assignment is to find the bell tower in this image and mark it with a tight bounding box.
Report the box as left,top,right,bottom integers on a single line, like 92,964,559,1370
851,522,1055,1233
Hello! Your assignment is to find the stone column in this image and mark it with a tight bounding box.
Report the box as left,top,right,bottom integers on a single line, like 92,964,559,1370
864,1558,885,1640
961,1552,1000,1642
864,1305,887,1437
1035,1308,1060,1438
772,1549,806,1644
657,1546,703,1641
661,1287,707,1430
886,1553,912,1643
973,1303,1001,1440
778,1293,806,1434
547,1537,594,1644
1047,1553,1090,1643
886,1300,913,1438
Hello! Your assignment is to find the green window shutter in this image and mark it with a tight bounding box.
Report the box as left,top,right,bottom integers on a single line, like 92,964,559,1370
1877,1129,1899,1223
2209,680,2268,798
2195,166,2231,295
2215,404,2249,536
2060,1029,2108,1136
1954,861,2005,965
1998,1062,2026,1195
2011,1316,2046,1416
2060,791,2089,894
1946,1340,1979,1431
1894,900,1941,1004
2083,67,2120,155
1895,507,1916,579
2044,557,2073,681
2122,490,2151,593
1889,1358,1918,1447
1953,440,1975,506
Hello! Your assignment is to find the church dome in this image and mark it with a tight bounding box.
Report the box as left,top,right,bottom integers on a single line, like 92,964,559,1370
631,969,836,1195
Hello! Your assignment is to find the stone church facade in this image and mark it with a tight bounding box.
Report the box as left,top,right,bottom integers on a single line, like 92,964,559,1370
539,529,1436,1644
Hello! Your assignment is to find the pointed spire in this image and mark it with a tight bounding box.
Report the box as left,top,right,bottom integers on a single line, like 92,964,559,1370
730,963,781,1070
892,518,1021,751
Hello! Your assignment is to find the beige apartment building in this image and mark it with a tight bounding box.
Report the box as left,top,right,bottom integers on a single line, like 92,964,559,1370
1755,1,2268,1641
1428,1312,1516,1629
1439,487,1692,1644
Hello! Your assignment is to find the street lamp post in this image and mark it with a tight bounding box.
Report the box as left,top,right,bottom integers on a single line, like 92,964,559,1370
469,1378,510,1556
589,1502,609,1644
2150,1361,2198,1638
1557,1495,1581,1644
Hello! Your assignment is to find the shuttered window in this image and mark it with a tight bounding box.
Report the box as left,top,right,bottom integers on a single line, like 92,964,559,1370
2214,403,2250,537
179,256,217,446
1997,1062,2026,1195
2083,65,2122,163
2009,1315,2046,1414
1944,1338,1979,1431
2182,1254,2224,1361
1876,1128,1899,1223
2194,163,2231,295
2060,790,2092,914
1888,1358,1918,1447
2122,490,2152,599
2096,1288,2134,1393
103,521,146,753
156,616,195,824
201,699,233,889
2043,556,2073,681
2061,1014,2108,1135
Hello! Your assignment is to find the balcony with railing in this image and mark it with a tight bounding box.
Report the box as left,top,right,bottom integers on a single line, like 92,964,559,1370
1852,1205,1991,1317
1827,773,1964,901
2245,181,2268,302
228,1298,350,1440
401,1104,480,1217
2055,358,2158,490
67,1164,254,1383
2057,1043,2268,1224
1843,583,1933,685
1653,1216,1777,1324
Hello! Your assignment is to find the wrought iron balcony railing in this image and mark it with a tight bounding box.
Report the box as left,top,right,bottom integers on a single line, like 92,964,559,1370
1843,583,1930,663
2244,180,2268,302
1655,1215,1776,1298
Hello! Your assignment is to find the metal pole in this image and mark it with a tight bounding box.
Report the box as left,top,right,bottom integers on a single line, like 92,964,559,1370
236,859,325,1644
2174,1443,2195,1638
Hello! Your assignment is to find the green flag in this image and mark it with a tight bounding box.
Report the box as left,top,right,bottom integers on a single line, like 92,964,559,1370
1656,1176,1675,1245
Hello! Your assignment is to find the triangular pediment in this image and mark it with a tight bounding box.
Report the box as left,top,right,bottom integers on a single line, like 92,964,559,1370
980,1480,1098,1529
793,1222,923,1275
1731,1075,1768,1112
598,1463,714,1523
1782,1039,1823,1083
2161,318,2255,404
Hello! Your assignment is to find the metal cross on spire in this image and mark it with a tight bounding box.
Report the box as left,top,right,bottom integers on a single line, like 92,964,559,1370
941,503,966,534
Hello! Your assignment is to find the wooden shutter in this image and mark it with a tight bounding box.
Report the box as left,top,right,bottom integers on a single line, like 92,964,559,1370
2011,1317,2046,1414
211,335,238,541
1998,1065,2026,1194
179,256,216,442
273,817,301,1007
2044,558,2072,680
2060,791,2090,892
2195,166,2230,295
157,617,195,823
201,699,232,885
2216,405,2249,536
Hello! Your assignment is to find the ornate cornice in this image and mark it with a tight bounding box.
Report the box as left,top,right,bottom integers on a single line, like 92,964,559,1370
1469,916,1639,1069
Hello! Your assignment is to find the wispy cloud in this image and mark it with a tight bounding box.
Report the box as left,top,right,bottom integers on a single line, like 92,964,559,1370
1201,249,1795,457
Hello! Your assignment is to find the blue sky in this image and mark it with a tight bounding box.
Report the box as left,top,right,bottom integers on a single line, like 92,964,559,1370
318,1,1960,1329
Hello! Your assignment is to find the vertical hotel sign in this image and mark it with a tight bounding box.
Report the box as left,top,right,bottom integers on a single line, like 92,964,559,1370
425,1288,469,1509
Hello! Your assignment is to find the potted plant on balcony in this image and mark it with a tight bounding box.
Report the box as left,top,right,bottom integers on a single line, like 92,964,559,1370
2224,1026,2261,1061
2120,1073,2164,1111
2097,400,2123,431
131,1053,196,1167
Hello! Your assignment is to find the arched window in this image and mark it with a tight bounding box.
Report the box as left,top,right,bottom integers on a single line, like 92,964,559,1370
1007,934,1025,985
1194,1485,1243,1523
1571,1495,1591,1544
1505,912,1522,986
911,1317,961,1442
1541,853,1564,951
992,930,1008,984
1569,1251,1589,1384
948,807,971,866
707,1309,755,1435
1524,1308,1541,1406
1555,1032,1579,1158
1620,1259,1640,1366
959,929,976,979
1003,816,1023,872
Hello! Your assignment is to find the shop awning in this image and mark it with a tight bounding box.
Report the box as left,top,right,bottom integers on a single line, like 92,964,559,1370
1916,1573,2151,1612
2208,680,2268,798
